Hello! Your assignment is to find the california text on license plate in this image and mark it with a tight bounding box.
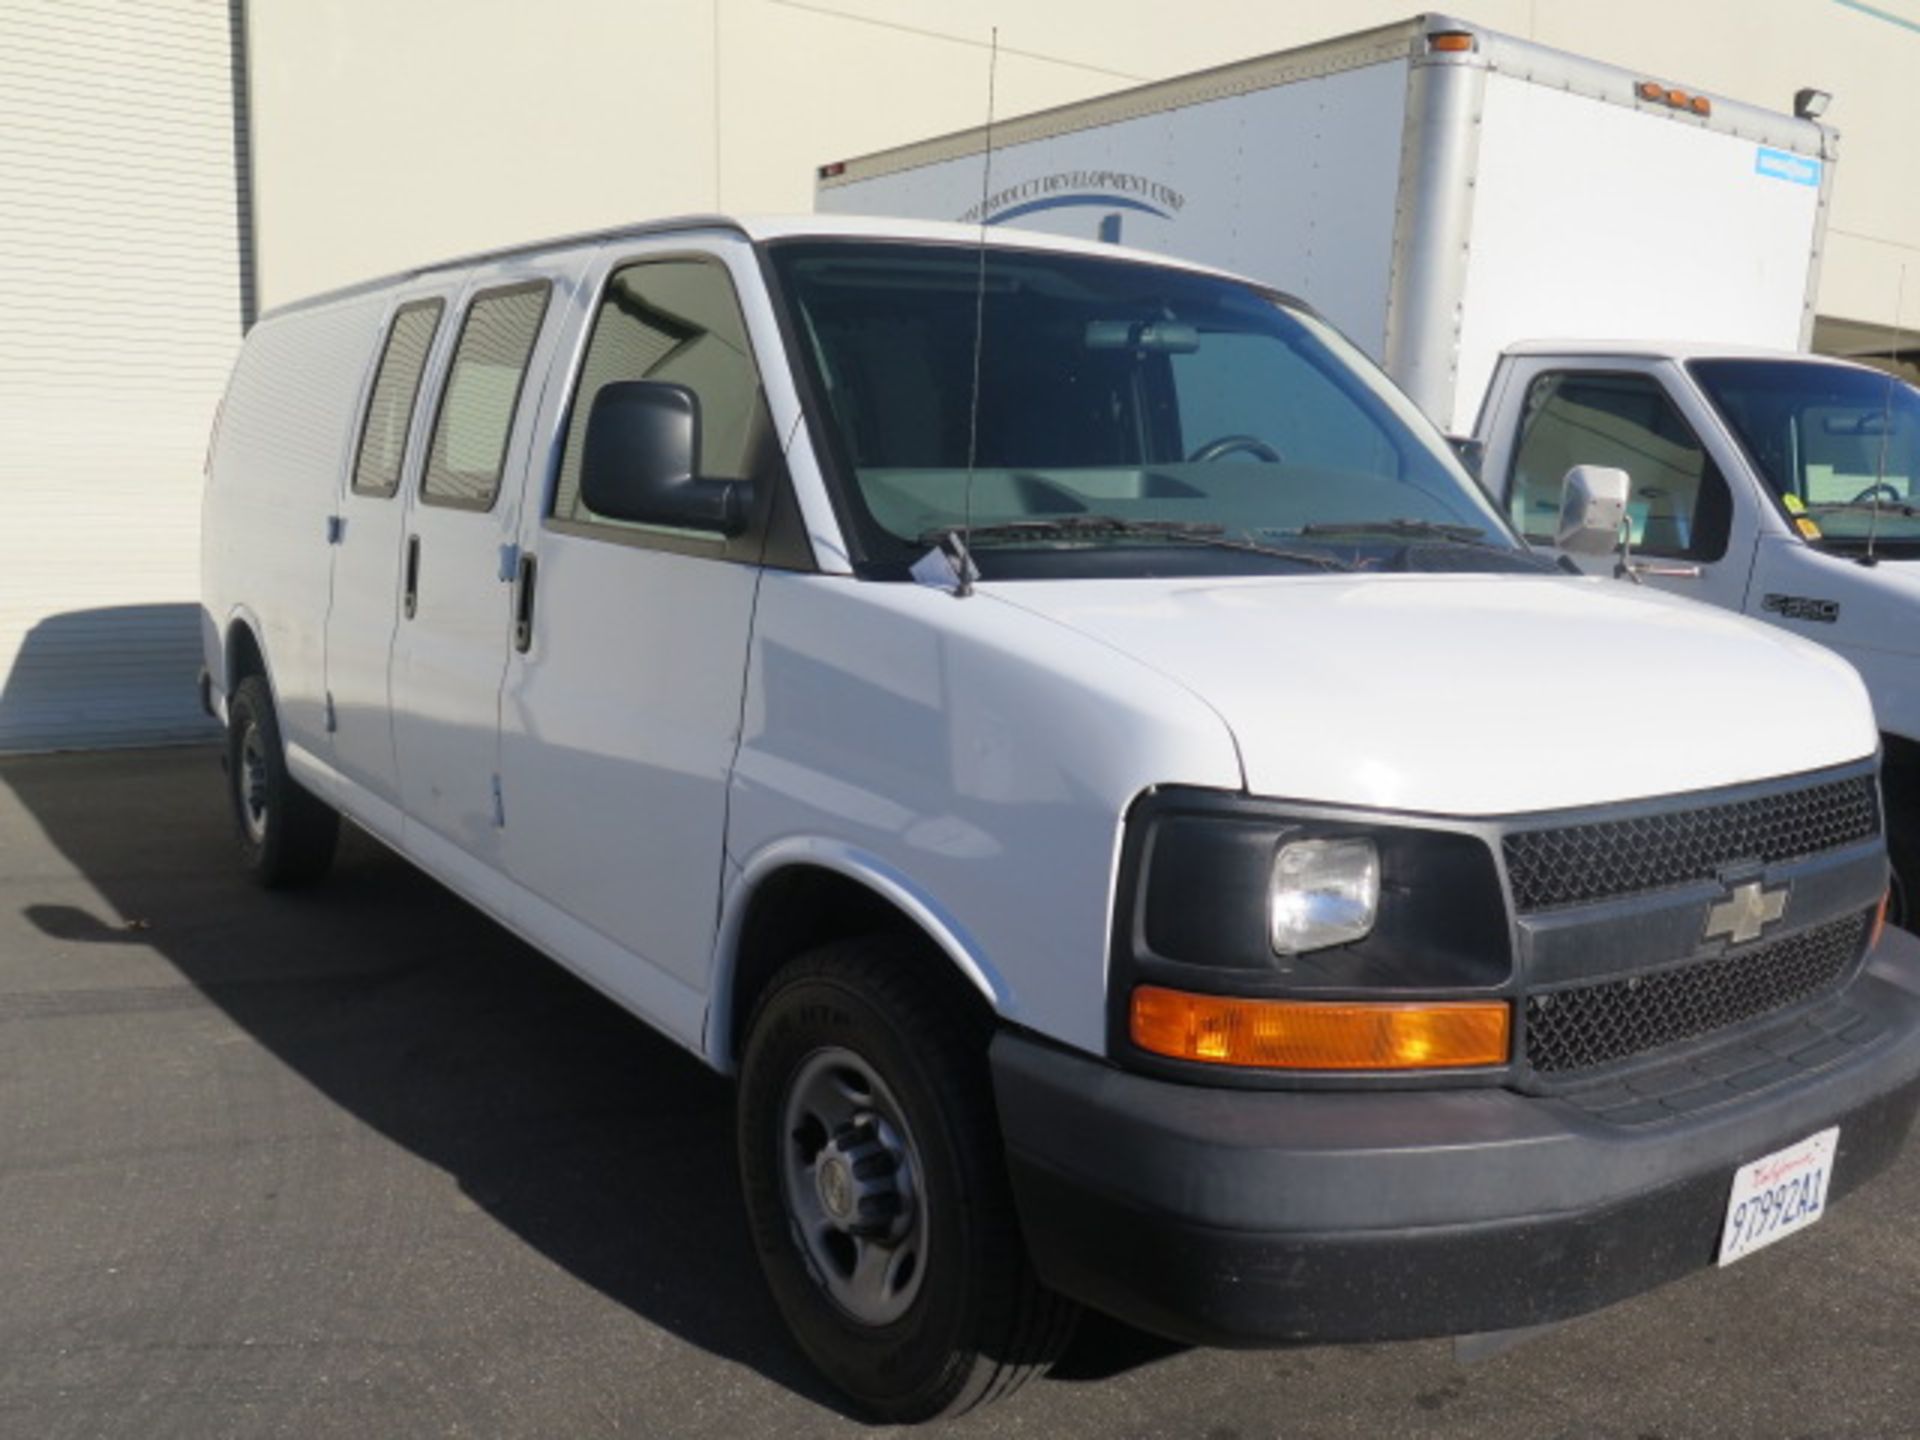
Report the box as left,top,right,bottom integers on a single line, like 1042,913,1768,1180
1717,1126,1839,1266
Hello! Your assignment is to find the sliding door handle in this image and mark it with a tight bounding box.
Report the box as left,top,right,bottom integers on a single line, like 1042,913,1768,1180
513,553,538,654
403,534,421,619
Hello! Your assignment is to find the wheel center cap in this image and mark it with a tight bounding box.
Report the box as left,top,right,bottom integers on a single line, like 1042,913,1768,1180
817,1156,854,1220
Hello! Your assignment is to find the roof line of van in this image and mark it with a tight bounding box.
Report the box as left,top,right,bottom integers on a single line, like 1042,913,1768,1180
254,211,1321,325
255,213,749,323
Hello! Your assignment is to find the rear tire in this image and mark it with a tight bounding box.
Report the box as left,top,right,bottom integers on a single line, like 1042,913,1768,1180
737,937,1078,1422
226,673,338,888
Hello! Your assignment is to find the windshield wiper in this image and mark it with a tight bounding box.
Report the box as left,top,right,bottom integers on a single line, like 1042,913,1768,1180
918,516,1354,571
1803,500,1920,520
1289,518,1499,546
921,515,1221,544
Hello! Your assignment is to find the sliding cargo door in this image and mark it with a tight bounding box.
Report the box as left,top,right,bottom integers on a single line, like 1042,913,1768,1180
388,270,564,879
324,291,452,823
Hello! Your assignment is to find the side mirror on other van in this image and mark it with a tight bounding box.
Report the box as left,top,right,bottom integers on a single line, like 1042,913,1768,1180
580,381,749,536
1555,464,1631,555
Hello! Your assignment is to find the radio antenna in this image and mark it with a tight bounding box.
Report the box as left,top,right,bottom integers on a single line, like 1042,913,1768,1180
953,25,1000,598
1865,263,1907,565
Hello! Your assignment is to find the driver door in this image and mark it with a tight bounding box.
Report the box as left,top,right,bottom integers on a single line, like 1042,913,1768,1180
494,238,791,1035
1487,360,1758,611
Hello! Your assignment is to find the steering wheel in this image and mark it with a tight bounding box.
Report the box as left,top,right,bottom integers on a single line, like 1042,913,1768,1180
1851,481,1905,504
1188,434,1283,464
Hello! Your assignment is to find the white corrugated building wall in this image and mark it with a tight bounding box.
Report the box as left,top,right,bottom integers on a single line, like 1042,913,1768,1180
0,0,245,749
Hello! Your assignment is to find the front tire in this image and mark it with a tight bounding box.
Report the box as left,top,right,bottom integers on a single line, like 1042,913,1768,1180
737,938,1077,1422
226,673,339,888
1886,798,1915,931
1890,836,1913,930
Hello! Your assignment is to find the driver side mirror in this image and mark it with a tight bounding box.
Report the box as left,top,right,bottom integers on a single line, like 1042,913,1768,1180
1555,464,1631,555
579,381,749,536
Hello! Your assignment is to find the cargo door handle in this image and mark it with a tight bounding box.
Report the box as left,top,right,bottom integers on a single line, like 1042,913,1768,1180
403,534,420,619
513,553,538,654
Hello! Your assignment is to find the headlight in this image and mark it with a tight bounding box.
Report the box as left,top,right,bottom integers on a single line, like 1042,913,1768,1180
1269,837,1379,953
1118,789,1510,991
1112,789,1514,1075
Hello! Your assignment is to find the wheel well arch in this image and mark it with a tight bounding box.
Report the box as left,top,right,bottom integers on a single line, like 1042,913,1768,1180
225,616,268,694
707,853,1002,1072
1883,731,1920,786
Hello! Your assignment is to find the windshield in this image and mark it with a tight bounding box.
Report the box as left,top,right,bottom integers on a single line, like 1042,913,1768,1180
1690,358,1920,553
769,241,1532,580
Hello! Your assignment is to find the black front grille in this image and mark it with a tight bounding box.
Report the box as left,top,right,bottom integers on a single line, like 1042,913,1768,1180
1524,911,1871,1074
1504,773,1879,912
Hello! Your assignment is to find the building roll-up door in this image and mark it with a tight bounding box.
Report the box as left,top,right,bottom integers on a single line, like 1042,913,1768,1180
0,0,248,750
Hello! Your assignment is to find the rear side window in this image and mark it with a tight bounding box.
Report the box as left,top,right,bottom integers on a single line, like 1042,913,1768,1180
1508,371,1731,561
422,282,552,510
351,299,444,497
552,257,765,528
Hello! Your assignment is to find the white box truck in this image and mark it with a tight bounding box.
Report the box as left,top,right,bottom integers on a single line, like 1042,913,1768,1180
817,15,1920,921
814,12,1834,438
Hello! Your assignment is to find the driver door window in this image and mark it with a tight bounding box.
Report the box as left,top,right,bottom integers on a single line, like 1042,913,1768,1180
1508,371,1730,560
552,256,767,537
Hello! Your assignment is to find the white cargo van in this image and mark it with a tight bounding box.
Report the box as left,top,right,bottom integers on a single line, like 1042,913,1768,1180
202,215,1920,1421
816,13,1920,924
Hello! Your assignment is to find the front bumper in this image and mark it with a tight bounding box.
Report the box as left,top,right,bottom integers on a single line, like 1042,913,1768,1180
990,927,1920,1347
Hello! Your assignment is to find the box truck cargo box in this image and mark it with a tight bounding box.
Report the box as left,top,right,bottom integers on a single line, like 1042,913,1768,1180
816,13,1834,435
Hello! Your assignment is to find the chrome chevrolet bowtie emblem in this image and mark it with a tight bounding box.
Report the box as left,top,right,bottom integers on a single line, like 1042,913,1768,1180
1704,880,1789,946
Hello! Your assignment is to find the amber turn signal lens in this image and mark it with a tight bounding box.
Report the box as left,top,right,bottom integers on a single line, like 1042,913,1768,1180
1428,30,1475,52
1871,889,1890,953
1130,986,1511,1071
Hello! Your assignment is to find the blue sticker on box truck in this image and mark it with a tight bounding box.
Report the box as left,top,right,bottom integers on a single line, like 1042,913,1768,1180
1755,148,1822,186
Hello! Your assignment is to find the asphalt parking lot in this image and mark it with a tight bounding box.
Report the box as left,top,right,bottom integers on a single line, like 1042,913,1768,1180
3,746,1918,1439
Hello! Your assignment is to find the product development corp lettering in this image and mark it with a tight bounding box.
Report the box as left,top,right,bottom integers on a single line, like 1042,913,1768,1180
959,171,1187,225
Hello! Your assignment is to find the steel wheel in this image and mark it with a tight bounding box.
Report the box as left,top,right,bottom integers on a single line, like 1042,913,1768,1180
738,939,1078,1421
238,720,271,845
779,1046,927,1326
225,673,339,887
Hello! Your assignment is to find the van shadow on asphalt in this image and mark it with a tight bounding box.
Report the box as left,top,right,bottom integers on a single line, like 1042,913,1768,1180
0,746,1180,1416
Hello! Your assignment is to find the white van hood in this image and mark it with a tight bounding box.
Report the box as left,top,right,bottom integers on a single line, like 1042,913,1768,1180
989,573,1877,816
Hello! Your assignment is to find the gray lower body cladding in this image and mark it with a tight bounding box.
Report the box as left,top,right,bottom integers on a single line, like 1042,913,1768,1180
990,927,1920,1346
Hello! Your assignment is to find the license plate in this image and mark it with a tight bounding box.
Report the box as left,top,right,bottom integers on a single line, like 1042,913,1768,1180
1717,1126,1839,1266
